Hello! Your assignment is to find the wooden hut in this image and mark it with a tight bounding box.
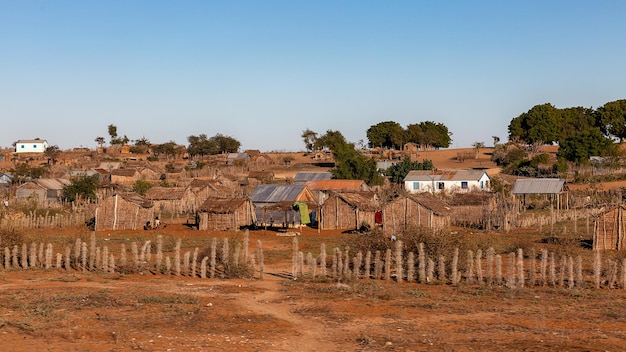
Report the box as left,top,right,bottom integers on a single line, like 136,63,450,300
382,192,451,235
95,193,154,230
250,184,317,228
319,192,379,231
145,187,197,215
594,204,626,250
197,197,255,231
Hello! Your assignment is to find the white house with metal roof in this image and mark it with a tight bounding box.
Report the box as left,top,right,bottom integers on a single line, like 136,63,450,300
14,139,49,154
404,169,491,194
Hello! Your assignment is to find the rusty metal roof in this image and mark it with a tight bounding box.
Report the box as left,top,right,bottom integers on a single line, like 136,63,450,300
512,178,566,194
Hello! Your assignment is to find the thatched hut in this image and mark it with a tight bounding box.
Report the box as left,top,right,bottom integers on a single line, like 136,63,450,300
319,192,379,231
382,192,451,235
594,204,626,250
95,193,154,230
145,187,197,215
197,197,255,231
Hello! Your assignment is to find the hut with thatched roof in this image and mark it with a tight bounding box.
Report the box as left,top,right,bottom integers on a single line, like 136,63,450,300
145,187,197,215
382,192,451,235
95,192,154,230
319,192,380,231
197,197,255,231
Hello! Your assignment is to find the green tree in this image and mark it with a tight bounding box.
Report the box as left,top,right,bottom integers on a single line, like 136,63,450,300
107,124,119,145
384,156,434,184
596,99,626,141
10,163,49,184
301,129,319,152
415,121,452,149
63,175,100,202
152,141,179,160
95,136,106,148
44,145,61,164
211,134,240,153
508,103,560,144
132,180,153,196
557,128,618,163
187,134,217,159
321,130,383,185
366,121,405,149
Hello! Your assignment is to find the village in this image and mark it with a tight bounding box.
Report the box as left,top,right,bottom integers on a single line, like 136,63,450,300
2,138,626,351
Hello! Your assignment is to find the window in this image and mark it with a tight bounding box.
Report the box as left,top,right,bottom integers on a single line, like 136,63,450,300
33,145,38,149
413,181,419,190
437,182,444,190
461,181,468,189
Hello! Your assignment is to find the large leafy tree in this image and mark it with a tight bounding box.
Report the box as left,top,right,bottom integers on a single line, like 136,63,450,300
44,145,61,164
366,121,405,149
596,99,626,141
187,133,240,158
10,163,50,184
211,133,240,153
319,130,383,185
63,175,100,202
557,128,618,163
416,121,452,149
508,103,560,144
152,141,179,160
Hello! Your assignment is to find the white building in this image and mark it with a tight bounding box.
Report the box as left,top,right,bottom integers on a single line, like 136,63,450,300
404,169,491,194
15,139,49,154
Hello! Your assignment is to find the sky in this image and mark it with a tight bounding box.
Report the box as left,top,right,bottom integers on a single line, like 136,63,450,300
2,1,625,152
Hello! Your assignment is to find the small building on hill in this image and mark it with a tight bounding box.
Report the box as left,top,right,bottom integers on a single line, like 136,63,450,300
319,192,379,231
95,193,154,230
110,168,140,185
197,197,255,231
382,192,451,235
512,178,568,210
15,139,48,154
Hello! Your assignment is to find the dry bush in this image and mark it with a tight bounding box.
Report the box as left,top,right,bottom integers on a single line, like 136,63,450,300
0,223,25,248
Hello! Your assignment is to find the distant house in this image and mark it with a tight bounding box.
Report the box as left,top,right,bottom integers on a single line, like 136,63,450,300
63,169,105,182
319,192,379,231
110,168,140,185
95,193,154,231
0,173,13,194
293,171,332,184
226,153,250,165
404,169,491,194
97,161,123,171
250,184,317,228
382,192,451,235
16,178,71,204
15,139,48,154
197,197,255,231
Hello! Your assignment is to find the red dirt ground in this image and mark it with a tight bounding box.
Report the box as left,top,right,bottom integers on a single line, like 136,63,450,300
2,224,626,351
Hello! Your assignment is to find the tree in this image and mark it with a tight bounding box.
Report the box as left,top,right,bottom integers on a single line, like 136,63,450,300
187,134,217,159
44,145,61,164
132,180,153,196
596,99,626,141
366,121,405,149
492,136,500,147
320,130,383,185
417,121,452,149
384,156,434,184
152,141,179,160
301,129,319,152
557,128,618,163
472,141,485,159
107,124,118,145
211,134,240,153
63,175,100,203
95,136,106,148
508,103,560,144
10,163,50,184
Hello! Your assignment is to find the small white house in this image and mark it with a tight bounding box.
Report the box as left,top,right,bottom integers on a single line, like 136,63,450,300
15,139,49,154
404,169,491,194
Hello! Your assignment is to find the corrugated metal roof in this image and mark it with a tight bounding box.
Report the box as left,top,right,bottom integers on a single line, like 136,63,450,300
512,178,565,194
250,184,308,203
293,172,332,183
405,169,489,182
32,178,71,190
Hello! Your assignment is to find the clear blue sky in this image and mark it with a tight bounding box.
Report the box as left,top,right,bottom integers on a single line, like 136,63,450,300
2,1,625,151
